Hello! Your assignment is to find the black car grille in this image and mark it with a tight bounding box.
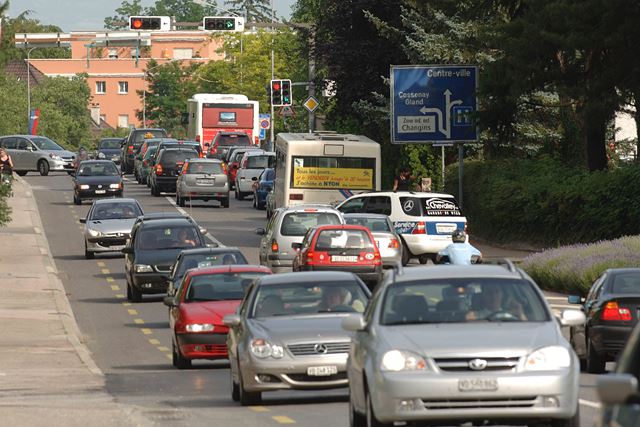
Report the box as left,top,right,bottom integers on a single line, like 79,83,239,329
421,396,538,410
97,238,127,247
434,357,520,372
286,372,347,382
287,342,351,356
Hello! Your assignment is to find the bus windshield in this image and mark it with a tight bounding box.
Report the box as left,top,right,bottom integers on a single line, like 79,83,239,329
290,156,376,190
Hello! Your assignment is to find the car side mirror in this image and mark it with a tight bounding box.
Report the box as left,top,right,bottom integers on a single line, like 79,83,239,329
291,242,302,250
199,227,207,235
163,296,177,307
251,176,258,181
223,314,241,327
121,247,134,254
597,374,638,405
79,218,86,224
342,314,367,332
557,309,586,327
255,228,266,236
567,295,584,305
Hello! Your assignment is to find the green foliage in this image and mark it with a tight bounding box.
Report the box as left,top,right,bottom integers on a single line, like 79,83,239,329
446,157,640,245
104,0,218,30
226,0,272,22
0,74,28,135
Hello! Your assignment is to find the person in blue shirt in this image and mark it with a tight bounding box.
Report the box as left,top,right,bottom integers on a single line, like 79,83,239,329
436,229,482,265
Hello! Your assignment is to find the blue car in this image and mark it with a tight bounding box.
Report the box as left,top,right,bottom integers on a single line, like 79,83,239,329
252,168,274,210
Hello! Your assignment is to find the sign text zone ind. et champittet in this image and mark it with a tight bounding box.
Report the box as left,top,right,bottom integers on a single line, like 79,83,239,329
391,65,478,144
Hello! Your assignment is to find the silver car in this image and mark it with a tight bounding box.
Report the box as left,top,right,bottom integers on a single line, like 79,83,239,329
343,213,403,268
256,205,344,273
175,158,229,208
223,271,371,405
0,135,75,176
80,198,143,259
343,263,586,427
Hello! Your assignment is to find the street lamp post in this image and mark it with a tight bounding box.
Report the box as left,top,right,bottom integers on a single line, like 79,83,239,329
26,47,36,134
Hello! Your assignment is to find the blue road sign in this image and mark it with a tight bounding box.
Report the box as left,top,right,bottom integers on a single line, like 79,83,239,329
259,128,266,140
390,65,478,144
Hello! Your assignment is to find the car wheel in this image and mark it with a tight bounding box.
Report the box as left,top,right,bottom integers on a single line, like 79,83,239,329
401,242,411,266
418,254,429,264
38,160,50,176
16,171,28,176
177,193,185,207
550,406,580,427
74,194,82,205
222,198,229,208
238,369,261,406
252,193,257,208
84,243,94,260
172,340,191,369
152,184,160,197
237,189,245,201
126,278,133,301
569,329,587,371
234,186,239,200
350,393,366,427
129,281,142,303
230,367,240,402
586,338,606,374
366,390,389,427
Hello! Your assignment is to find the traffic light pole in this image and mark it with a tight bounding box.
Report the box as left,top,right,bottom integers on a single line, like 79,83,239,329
308,27,316,133
269,0,275,151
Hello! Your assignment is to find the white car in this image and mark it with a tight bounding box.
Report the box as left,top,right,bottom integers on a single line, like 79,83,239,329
337,191,467,265
234,150,275,200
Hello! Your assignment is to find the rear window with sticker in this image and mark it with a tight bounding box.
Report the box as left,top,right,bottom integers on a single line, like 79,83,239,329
399,197,462,217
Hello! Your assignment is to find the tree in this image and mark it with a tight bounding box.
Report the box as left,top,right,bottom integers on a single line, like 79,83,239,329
225,0,272,22
104,0,145,30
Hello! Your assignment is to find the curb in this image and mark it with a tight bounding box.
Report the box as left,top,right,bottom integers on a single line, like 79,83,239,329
17,175,103,376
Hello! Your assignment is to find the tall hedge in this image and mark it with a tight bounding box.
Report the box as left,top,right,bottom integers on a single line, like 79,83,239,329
445,157,640,245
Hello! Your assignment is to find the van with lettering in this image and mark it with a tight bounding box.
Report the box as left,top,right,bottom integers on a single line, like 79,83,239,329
336,191,466,266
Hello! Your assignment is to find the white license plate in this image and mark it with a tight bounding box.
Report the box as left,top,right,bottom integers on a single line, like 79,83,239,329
436,223,457,234
331,255,358,262
458,378,498,392
197,179,214,184
94,190,106,194
307,365,338,376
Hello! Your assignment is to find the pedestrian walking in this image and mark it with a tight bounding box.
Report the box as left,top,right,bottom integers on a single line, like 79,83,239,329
0,147,15,195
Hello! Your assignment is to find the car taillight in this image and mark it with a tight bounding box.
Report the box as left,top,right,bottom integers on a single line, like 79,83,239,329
412,221,426,234
601,301,632,322
127,145,134,154
195,135,201,143
389,239,399,249
155,164,163,175
289,194,303,201
306,251,328,265
221,163,228,174
359,251,381,265
271,240,279,252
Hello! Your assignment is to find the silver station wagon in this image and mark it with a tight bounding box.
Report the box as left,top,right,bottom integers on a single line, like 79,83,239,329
175,158,229,208
0,135,75,176
343,263,585,427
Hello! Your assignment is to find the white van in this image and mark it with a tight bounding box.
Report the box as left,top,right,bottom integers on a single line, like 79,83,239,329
234,150,274,200
336,191,467,265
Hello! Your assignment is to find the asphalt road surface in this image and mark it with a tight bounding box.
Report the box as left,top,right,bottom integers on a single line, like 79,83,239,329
26,173,602,427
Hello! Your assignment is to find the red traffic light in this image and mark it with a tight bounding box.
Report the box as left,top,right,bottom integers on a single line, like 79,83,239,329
272,82,281,91
131,19,143,29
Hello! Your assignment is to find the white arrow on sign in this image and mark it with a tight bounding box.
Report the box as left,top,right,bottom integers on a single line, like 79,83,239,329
418,89,463,139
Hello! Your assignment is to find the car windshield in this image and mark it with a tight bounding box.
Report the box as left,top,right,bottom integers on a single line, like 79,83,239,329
90,202,142,220
186,162,223,174
345,217,391,233
247,155,274,169
99,139,121,149
31,137,63,151
251,281,369,317
315,229,374,250
280,212,341,236
137,226,201,250
134,130,167,142
380,278,550,325
78,163,120,176
175,251,249,279
186,272,267,302
218,134,250,146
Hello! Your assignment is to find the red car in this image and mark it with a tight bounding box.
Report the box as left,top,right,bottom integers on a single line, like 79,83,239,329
292,224,382,288
165,265,272,369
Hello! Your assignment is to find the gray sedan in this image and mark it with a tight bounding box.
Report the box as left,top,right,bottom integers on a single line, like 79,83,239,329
343,263,586,427
80,198,143,259
223,271,371,405
343,213,403,268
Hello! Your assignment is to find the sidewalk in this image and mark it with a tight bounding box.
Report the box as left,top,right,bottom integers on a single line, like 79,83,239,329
0,177,145,426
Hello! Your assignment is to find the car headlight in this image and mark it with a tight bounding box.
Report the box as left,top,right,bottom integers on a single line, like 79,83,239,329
134,264,153,273
87,228,102,237
524,346,571,371
79,184,90,190
250,338,284,359
49,153,61,160
381,350,427,372
109,183,122,189
185,323,214,332
97,152,105,158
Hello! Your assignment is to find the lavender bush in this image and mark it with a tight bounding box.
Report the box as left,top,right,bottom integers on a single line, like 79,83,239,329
522,236,640,295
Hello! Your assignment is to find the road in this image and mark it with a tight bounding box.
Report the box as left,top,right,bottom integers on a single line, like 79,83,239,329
26,172,602,427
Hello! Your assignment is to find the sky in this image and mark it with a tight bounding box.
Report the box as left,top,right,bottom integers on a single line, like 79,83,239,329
8,0,296,32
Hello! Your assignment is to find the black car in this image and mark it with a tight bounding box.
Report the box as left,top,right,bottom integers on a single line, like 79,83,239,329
96,138,124,165
568,268,640,373
149,147,199,196
166,247,249,296
123,216,207,302
121,128,167,174
72,160,123,205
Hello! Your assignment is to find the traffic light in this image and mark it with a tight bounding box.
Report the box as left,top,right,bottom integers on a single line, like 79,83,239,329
202,17,245,32
128,16,171,31
271,79,282,106
281,79,292,106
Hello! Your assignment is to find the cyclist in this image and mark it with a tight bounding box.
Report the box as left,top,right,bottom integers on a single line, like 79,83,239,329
435,229,482,265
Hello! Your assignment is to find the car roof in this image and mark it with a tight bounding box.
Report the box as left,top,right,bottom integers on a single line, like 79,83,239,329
139,217,197,228
79,160,116,165
218,131,249,136
281,204,340,213
187,158,222,163
179,247,243,256
136,212,186,221
158,147,198,154
132,128,165,133
314,224,371,232
258,271,359,285
391,264,524,283
343,213,389,219
92,197,140,205
185,265,271,277
606,268,640,275
353,191,456,198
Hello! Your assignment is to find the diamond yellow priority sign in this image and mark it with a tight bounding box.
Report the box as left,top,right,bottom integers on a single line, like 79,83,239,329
303,96,319,113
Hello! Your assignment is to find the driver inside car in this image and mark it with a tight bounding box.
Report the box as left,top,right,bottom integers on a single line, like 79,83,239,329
319,287,365,313
466,284,526,321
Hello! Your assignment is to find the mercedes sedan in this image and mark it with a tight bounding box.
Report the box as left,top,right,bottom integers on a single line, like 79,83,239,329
223,271,371,405
342,263,585,427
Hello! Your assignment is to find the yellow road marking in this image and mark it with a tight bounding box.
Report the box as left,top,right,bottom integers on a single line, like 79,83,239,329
134,318,144,324
272,416,296,424
166,354,172,360
149,339,160,345
127,309,138,315
141,328,152,335
115,294,125,299
249,406,270,413
157,346,170,352
97,261,106,267
101,269,110,275
122,302,131,307
111,285,120,291
106,277,115,282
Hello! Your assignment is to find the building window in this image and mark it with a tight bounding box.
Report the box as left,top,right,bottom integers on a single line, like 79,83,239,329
95,81,106,94
173,48,193,59
118,81,129,94
118,115,129,128
108,49,118,59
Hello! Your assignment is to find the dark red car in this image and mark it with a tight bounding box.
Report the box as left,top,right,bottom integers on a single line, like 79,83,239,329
165,265,272,369
292,224,382,288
